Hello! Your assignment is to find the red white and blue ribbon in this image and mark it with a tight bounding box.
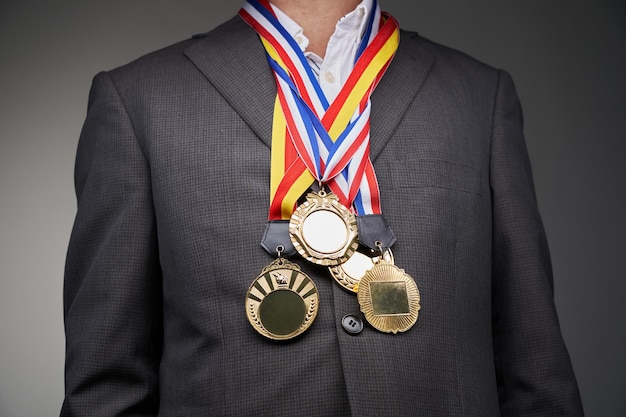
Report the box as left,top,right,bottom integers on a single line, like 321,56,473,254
240,0,399,220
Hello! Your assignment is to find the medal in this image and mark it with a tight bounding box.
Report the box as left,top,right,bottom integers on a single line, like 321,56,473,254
246,257,319,340
289,190,358,266
356,260,420,334
329,248,394,293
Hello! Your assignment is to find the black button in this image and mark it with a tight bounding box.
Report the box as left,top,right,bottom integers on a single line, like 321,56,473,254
341,314,364,335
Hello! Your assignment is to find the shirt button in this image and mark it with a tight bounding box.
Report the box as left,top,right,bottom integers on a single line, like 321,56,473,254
341,314,364,335
324,71,336,83
295,36,304,45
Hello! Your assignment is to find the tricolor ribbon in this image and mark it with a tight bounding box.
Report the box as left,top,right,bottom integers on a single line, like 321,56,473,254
240,0,399,220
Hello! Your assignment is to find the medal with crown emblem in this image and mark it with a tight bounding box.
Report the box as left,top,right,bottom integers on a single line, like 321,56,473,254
246,257,319,340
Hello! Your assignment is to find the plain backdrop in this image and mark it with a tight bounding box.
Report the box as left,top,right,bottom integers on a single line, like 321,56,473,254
0,1,624,416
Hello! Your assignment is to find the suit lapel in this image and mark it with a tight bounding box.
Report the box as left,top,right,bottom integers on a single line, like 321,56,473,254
184,17,276,148
370,30,434,161
185,19,434,160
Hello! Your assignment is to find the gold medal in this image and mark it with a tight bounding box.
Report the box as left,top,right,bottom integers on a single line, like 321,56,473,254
246,258,319,340
329,249,394,293
356,261,420,334
289,190,358,266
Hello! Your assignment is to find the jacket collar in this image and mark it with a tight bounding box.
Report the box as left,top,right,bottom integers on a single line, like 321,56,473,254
184,16,434,161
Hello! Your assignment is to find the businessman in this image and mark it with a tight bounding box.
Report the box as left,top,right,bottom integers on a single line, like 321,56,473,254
62,0,584,415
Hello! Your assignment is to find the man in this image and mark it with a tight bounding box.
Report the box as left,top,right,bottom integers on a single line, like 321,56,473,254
62,0,584,415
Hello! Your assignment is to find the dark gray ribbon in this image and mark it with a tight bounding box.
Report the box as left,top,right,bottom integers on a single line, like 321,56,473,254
356,214,396,251
261,221,297,257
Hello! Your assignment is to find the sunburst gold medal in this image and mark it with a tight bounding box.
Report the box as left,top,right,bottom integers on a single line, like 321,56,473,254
246,258,319,340
329,249,394,293
356,261,420,334
289,190,358,266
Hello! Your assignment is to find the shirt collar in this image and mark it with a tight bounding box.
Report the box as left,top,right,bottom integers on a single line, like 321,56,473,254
270,0,374,53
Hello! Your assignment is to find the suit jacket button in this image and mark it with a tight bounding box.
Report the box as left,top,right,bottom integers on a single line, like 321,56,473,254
341,314,364,335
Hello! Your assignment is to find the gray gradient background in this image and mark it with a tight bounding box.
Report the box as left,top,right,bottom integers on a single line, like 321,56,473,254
0,0,624,416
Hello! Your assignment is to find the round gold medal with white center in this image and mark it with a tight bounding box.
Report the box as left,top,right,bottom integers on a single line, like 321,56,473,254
329,249,394,293
289,190,358,266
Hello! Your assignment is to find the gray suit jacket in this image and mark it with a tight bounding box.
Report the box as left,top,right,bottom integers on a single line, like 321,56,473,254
62,16,584,417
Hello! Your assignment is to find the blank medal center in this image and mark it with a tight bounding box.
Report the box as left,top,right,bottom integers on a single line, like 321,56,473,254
341,252,373,278
303,211,348,253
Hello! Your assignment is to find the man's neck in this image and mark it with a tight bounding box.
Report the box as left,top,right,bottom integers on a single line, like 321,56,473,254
271,0,361,57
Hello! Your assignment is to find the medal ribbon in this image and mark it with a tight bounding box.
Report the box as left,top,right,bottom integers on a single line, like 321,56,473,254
240,0,399,220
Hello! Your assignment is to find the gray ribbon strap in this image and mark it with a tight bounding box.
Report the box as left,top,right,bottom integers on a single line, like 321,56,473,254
356,214,396,251
261,221,297,257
